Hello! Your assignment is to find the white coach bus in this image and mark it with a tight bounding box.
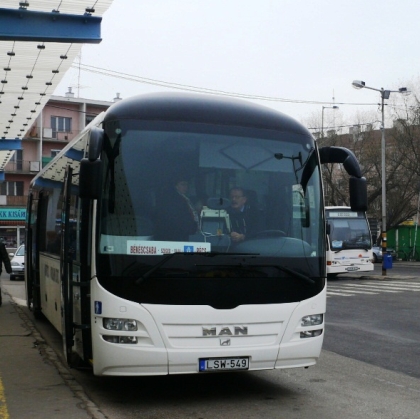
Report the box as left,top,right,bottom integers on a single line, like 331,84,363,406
325,206,373,277
25,92,367,376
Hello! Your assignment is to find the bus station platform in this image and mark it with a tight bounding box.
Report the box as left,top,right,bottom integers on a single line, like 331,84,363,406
0,290,104,419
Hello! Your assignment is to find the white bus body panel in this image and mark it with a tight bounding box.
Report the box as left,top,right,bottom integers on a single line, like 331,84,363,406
91,278,326,376
326,249,374,275
39,254,62,334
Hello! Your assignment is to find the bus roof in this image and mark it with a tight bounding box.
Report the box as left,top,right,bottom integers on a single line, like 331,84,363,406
104,92,312,137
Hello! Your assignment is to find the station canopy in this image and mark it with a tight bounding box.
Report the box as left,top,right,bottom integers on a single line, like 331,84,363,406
0,0,114,172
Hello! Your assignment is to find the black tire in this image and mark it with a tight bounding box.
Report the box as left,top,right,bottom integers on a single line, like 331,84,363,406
32,307,44,320
10,275,14,281
372,253,378,263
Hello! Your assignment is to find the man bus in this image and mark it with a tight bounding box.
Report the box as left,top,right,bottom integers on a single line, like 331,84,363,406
26,92,367,375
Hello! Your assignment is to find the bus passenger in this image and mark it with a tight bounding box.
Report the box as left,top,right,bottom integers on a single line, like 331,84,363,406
155,177,199,241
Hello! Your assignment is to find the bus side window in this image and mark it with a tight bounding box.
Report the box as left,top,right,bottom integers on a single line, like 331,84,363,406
46,231,60,254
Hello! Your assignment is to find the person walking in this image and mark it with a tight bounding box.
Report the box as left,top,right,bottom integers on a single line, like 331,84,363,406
0,240,12,306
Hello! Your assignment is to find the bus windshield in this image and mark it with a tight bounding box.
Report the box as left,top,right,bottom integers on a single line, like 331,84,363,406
96,119,325,293
327,209,372,251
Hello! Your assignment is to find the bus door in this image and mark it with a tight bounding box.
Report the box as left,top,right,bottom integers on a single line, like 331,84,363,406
60,166,75,366
26,193,39,315
26,192,49,318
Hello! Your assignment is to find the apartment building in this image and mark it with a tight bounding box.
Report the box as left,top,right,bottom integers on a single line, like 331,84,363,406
0,89,117,249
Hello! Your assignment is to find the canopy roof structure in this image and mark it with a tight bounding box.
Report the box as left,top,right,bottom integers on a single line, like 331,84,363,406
0,0,113,173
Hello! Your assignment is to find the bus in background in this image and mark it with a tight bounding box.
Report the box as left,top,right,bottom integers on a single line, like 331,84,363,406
25,92,367,376
326,206,373,277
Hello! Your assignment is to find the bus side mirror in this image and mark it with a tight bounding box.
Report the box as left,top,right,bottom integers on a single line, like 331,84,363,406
326,222,331,235
319,146,368,212
79,126,104,199
349,177,367,211
319,146,362,178
79,158,103,199
88,127,104,161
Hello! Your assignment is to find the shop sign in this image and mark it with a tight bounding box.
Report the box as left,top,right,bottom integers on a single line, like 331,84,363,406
0,208,26,221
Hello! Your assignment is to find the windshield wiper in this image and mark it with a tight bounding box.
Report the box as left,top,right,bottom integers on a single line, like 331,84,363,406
121,261,148,276
201,252,259,257
334,243,370,252
194,262,315,285
135,252,192,285
252,264,315,285
135,252,259,285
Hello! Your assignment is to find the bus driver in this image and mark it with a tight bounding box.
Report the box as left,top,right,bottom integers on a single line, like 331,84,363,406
228,187,260,243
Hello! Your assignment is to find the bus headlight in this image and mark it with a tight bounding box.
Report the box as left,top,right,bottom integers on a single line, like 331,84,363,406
300,330,323,338
301,314,323,327
300,314,323,339
103,318,138,331
103,335,138,344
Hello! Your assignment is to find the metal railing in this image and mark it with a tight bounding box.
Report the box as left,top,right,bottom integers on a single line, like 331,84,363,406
4,160,41,173
2,196,27,206
28,127,82,141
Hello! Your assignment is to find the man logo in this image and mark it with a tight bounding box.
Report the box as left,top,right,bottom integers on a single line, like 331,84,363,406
220,339,231,346
202,326,248,336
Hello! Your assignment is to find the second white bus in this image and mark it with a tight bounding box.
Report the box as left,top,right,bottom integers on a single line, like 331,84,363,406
326,206,373,277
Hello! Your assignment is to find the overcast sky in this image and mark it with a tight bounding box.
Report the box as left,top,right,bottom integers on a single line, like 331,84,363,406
55,0,420,132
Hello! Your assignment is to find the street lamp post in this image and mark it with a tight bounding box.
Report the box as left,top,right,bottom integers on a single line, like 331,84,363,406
321,105,339,207
352,80,409,275
321,105,339,138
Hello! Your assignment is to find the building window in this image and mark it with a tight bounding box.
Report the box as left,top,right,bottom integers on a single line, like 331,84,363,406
86,114,97,125
51,149,61,158
51,116,72,139
0,181,24,196
10,150,23,171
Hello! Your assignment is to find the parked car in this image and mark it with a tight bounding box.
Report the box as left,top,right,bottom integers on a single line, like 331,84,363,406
9,244,25,281
372,246,396,263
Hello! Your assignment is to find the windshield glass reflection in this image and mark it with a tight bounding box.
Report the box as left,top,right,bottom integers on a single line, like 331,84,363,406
97,121,323,279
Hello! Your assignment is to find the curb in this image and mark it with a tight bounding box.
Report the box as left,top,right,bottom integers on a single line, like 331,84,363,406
5,291,109,419
344,274,418,281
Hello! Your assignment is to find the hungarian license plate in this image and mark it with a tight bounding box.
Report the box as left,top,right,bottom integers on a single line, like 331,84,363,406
199,357,249,372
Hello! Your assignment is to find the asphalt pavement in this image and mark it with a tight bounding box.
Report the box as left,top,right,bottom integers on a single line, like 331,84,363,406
339,261,419,281
0,264,417,418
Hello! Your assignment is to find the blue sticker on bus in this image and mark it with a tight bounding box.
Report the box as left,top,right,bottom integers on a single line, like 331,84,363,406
199,359,206,372
184,245,194,252
94,301,102,314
